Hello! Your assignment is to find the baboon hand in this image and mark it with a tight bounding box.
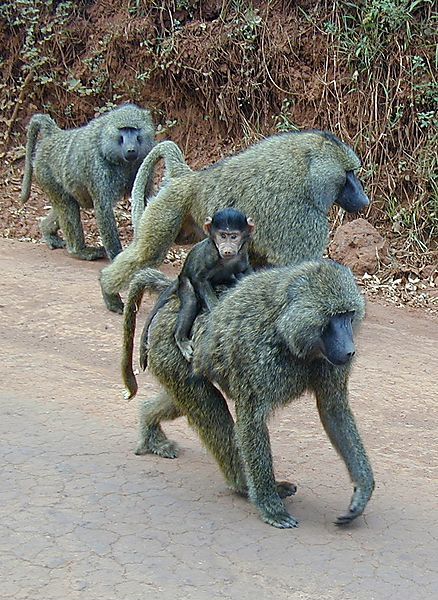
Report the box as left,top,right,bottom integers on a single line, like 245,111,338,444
335,481,374,525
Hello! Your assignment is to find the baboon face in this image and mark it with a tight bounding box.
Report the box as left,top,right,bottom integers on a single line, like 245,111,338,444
336,171,369,213
277,261,365,364
116,127,147,163
316,311,356,366
203,209,255,260
213,230,246,259
102,125,151,165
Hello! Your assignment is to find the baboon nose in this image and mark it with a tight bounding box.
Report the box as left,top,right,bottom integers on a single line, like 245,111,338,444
341,350,355,364
125,149,138,161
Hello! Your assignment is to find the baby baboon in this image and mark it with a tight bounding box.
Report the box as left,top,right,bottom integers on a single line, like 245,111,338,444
121,208,255,399
100,131,369,313
21,104,155,261
133,260,374,528
148,207,254,362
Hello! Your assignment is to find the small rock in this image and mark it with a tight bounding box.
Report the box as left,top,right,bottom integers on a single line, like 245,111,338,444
329,218,389,275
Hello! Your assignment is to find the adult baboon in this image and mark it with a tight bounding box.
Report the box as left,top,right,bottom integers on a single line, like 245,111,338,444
100,131,369,313
129,260,374,528
21,104,155,261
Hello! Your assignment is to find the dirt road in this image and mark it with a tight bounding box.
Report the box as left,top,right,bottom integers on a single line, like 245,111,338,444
1,238,437,600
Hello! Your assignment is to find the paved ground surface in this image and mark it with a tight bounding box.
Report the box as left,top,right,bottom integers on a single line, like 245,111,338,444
1,238,437,600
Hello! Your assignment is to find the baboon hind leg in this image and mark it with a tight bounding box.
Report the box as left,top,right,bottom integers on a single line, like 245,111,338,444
136,390,183,458
235,403,299,528
168,378,248,495
59,198,106,260
39,207,66,250
100,182,191,313
45,184,106,261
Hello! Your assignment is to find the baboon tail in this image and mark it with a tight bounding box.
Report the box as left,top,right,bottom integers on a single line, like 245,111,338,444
131,140,191,235
20,114,60,203
130,267,173,296
121,268,174,400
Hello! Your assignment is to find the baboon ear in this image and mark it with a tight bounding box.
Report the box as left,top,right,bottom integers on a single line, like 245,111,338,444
246,217,255,234
203,217,213,235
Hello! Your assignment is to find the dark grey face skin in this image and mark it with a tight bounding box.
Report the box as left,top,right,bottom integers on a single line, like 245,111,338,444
320,312,356,366
118,127,146,162
336,171,369,213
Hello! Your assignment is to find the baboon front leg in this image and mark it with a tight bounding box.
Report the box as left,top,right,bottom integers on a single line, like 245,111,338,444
94,197,123,260
136,390,183,458
235,404,298,528
315,379,374,525
39,207,66,249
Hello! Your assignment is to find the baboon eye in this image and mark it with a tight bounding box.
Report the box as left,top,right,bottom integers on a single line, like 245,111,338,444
118,135,124,144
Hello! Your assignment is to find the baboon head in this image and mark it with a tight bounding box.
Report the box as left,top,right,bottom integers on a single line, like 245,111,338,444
203,208,255,259
100,104,154,165
277,260,365,365
315,132,370,214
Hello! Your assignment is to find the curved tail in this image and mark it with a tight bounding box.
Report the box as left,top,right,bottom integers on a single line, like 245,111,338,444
131,140,191,236
20,114,59,203
121,268,173,400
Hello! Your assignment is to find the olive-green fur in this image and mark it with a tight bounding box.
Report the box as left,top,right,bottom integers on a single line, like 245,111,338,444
131,141,191,234
100,130,364,311
21,103,155,262
122,268,172,399
133,260,374,528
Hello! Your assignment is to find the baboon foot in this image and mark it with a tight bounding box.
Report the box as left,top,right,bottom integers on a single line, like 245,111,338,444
100,283,124,314
135,426,179,459
70,246,107,261
257,495,299,528
261,508,299,529
276,480,297,499
43,234,66,250
176,338,194,362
